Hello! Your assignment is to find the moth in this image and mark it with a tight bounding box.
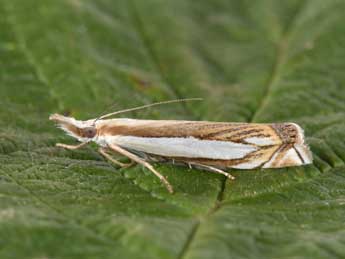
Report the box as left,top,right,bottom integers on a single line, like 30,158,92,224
50,99,312,193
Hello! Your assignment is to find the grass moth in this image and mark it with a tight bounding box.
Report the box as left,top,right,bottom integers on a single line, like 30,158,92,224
49,99,312,193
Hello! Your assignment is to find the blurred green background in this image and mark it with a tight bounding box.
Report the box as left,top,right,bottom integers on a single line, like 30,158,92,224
1,0,345,258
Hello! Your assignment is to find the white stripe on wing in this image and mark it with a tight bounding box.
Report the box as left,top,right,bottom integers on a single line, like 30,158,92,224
98,136,257,160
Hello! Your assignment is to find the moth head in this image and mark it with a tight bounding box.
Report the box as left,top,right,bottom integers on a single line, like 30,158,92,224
49,113,97,142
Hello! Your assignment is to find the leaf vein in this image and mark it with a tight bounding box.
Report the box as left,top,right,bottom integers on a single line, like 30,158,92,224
4,2,65,111
250,1,308,122
0,166,121,246
126,0,195,116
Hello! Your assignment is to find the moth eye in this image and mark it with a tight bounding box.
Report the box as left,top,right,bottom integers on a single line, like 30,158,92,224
83,127,96,138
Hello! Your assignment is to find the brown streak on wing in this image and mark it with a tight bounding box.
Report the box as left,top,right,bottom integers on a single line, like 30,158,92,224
202,125,251,139
98,120,249,139
270,144,293,167
293,146,305,163
98,120,283,145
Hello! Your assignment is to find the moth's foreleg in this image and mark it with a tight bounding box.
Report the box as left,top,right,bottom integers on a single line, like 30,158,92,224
107,144,174,194
190,163,235,180
56,142,88,150
98,148,134,168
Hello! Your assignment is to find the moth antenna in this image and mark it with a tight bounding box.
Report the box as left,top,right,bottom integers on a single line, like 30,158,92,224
97,98,203,120
92,102,118,125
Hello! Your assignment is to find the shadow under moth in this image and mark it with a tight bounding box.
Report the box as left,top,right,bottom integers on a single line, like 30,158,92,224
50,99,312,193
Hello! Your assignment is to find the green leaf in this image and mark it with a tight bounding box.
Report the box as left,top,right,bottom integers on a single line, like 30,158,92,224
1,0,345,258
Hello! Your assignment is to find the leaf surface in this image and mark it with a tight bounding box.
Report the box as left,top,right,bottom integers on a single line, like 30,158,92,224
1,0,345,258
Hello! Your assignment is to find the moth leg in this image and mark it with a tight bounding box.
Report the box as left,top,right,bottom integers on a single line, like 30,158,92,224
190,163,235,180
56,142,88,150
98,148,134,168
108,144,174,194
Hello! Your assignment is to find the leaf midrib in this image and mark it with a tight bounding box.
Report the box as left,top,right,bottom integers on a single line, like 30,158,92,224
176,2,310,258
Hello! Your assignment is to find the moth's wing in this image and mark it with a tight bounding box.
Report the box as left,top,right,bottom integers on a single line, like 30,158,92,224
172,143,309,170
104,135,258,160
98,119,282,143
99,120,286,168
231,145,282,169
262,144,312,168
97,119,312,169
233,123,313,169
